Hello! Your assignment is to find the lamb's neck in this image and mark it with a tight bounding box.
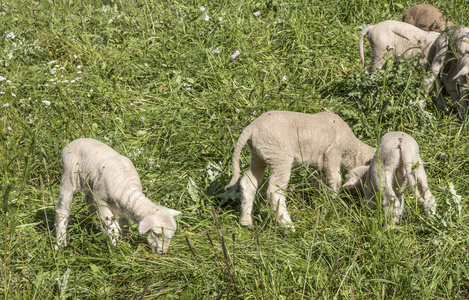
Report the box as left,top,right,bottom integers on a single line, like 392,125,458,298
126,193,159,223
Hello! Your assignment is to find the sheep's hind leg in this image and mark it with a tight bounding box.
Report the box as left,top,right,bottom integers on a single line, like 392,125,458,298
239,153,266,227
267,161,295,232
416,161,436,217
382,170,403,224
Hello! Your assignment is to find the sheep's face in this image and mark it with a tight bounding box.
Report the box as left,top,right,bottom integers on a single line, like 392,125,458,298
145,226,176,254
139,208,182,254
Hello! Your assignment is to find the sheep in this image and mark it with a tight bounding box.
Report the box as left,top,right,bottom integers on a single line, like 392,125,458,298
359,20,440,73
225,111,376,230
402,4,454,33
342,132,436,224
423,26,469,120
55,138,182,254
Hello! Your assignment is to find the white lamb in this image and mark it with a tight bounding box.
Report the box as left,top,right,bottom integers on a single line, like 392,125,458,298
359,20,440,73
55,138,182,254
225,111,376,230
423,26,469,120
342,132,436,224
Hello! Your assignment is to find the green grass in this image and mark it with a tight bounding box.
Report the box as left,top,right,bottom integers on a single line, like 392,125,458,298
1,0,469,298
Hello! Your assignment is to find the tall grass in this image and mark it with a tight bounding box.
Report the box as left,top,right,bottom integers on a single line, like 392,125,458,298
1,0,468,298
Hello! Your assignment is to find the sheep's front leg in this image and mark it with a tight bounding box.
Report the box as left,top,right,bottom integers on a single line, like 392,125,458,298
424,52,447,95
85,194,97,215
267,161,294,231
119,217,129,237
456,94,469,121
96,201,120,245
323,150,342,197
239,153,266,227
435,77,449,111
55,180,76,249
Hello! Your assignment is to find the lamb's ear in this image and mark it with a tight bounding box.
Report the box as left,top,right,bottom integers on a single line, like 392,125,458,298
453,66,469,79
342,175,362,190
168,209,182,217
342,168,366,190
138,216,156,234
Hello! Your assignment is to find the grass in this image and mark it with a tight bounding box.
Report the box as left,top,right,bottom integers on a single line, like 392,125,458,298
1,0,469,298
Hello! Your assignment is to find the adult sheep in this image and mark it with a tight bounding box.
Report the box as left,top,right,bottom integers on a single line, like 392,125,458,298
402,3,454,32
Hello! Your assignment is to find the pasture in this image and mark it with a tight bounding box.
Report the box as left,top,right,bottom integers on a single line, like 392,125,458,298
1,0,468,298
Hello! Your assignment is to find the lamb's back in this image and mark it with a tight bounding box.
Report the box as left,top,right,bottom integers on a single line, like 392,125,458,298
249,111,354,165
63,138,143,200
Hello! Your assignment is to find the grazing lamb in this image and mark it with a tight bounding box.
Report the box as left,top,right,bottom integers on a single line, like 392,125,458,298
55,138,182,254
402,4,454,32
359,20,440,73
225,111,376,230
423,26,469,120
343,132,436,224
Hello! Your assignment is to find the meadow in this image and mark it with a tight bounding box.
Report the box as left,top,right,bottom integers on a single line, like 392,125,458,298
1,0,469,298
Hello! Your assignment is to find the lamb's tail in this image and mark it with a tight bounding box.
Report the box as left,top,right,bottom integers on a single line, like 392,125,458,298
359,25,373,69
225,125,253,189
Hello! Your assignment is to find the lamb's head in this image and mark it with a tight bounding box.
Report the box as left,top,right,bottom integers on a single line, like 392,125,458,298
342,165,370,196
138,207,182,254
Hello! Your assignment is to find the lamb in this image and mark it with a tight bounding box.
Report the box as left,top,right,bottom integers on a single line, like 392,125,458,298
342,132,436,224
55,138,182,254
423,26,469,120
402,4,454,33
359,20,440,73
225,111,376,230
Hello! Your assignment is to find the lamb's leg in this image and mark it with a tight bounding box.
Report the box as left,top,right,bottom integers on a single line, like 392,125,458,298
95,201,120,245
415,160,437,217
55,178,76,248
435,77,449,111
85,194,97,215
370,48,386,72
456,95,469,121
424,52,448,94
239,153,266,227
380,170,403,224
267,161,294,231
323,150,342,196
119,217,129,237
403,161,422,201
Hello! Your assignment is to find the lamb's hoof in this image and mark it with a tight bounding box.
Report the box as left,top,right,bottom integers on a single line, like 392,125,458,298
240,215,254,227
280,226,296,235
278,220,295,233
